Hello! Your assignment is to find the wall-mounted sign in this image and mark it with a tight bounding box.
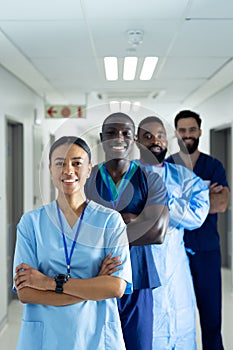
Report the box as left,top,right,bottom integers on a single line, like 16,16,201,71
45,105,86,119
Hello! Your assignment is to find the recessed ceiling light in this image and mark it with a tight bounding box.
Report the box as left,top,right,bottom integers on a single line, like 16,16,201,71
104,57,118,80
123,57,138,80
140,57,158,80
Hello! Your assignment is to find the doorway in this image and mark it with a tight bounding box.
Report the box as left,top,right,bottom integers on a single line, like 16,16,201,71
210,127,232,269
7,120,24,303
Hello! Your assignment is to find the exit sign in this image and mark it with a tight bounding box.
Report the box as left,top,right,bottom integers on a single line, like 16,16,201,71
45,105,86,119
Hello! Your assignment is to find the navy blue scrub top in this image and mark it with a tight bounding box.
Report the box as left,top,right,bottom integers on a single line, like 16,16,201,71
85,161,166,289
166,152,229,252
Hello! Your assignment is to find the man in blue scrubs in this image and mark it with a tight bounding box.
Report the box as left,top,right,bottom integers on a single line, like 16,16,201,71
85,112,169,350
166,110,229,350
136,116,209,349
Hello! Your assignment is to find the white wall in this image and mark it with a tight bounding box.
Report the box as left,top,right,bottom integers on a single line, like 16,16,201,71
196,83,233,149
0,66,44,331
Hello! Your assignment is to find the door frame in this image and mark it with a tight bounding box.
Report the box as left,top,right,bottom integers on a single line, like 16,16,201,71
6,118,24,303
210,123,233,289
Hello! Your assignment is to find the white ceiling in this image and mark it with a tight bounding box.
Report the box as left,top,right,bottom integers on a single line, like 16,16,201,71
1,0,233,119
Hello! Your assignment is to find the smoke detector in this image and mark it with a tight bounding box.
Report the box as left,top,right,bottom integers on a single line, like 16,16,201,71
127,30,144,47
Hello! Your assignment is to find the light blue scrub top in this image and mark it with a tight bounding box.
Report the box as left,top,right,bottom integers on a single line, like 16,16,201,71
136,161,209,348
13,200,132,350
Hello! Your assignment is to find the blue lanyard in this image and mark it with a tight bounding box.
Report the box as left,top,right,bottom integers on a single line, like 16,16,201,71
103,162,132,210
56,200,87,277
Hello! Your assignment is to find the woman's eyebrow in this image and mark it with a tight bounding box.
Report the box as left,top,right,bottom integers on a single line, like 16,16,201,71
54,157,65,161
54,156,84,162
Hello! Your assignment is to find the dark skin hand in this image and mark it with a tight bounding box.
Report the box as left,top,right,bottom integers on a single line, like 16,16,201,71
123,205,169,246
121,212,138,224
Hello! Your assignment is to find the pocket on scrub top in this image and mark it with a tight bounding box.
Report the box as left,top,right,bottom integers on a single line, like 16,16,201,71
104,321,126,350
17,321,44,350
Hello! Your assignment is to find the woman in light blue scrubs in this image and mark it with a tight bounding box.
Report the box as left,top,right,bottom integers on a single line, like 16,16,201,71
13,136,132,350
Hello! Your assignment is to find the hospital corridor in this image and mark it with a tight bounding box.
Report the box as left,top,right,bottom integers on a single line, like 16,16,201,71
1,0,233,349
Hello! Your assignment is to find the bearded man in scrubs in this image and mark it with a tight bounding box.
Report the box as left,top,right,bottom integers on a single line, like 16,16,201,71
166,110,229,350
136,116,210,350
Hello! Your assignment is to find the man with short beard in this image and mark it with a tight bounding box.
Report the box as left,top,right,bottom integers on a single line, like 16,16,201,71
166,110,229,350
136,116,209,350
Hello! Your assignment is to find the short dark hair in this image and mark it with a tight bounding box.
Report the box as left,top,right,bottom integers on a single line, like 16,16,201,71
137,116,165,135
174,110,202,129
49,136,91,164
102,112,135,132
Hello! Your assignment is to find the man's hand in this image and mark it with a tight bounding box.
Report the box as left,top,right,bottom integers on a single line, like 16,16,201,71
209,183,229,214
209,182,223,193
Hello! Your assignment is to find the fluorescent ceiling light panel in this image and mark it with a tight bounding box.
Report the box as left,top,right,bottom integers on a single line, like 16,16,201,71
140,57,158,80
104,57,118,80
123,57,138,80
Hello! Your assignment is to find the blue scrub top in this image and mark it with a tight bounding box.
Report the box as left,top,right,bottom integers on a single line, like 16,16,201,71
85,161,167,289
136,160,209,344
13,200,132,350
166,152,229,251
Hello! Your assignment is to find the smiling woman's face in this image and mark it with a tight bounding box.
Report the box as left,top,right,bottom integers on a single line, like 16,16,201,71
49,143,91,196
